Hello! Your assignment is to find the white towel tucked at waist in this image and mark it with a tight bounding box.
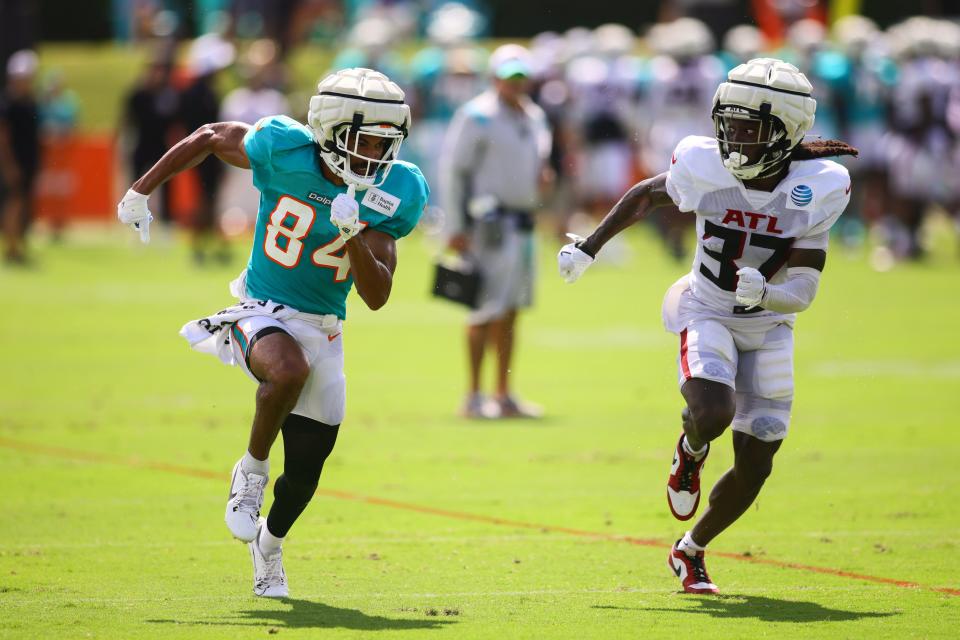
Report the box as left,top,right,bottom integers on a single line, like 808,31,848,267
179,269,299,365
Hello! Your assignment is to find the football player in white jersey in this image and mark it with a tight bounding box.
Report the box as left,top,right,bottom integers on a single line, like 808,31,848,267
557,58,857,594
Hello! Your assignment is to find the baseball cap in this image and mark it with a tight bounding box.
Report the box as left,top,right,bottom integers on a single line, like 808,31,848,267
489,44,532,79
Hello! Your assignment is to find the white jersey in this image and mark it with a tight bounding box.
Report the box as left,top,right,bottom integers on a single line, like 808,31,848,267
665,135,850,321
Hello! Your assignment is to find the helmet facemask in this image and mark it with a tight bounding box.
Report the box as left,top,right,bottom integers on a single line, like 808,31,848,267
713,103,792,180
321,115,406,189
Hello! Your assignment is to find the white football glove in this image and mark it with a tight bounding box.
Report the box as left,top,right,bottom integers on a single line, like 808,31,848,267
330,184,362,241
117,188,153,244
735,267,766,308
557,233,595,284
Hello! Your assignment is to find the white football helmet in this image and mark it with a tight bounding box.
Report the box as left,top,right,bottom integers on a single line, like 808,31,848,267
307,68,411,190
712,57,817,180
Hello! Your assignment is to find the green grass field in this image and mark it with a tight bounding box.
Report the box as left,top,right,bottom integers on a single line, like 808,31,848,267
2,224,959,639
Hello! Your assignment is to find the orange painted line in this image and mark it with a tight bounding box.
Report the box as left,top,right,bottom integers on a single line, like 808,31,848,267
708,550,960,597
2,435,957,597
315,486,663,547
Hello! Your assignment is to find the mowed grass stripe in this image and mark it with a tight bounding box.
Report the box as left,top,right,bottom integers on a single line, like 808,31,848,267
3,435,956,598
0,586,912,607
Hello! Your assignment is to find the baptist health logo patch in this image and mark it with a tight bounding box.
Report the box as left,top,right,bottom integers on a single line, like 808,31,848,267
361,188,400,217
790,184,814,208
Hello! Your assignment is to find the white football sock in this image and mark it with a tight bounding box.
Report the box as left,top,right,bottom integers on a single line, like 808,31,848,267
241,451,269,476
681,436,708,460
258,522,284,555
678,531,705,557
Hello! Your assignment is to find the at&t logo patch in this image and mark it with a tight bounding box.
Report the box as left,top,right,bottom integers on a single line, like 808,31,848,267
790,184,813,207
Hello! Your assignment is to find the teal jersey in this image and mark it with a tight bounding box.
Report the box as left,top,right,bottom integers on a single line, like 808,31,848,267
242,115,429,319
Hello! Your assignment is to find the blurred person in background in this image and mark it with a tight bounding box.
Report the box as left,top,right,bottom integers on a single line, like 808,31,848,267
779,19,849,144
639,18,725,260
117,67,429,598
718,24,767,71
219,39,290,230
658,0,743,47
407,2,487,199
440,44,552,419
0,0,37,89
121,55,179,227
881,17,960,263
779,19,862,246
179,33,235,264
0,50,40,266
564,24,642,229
230,0,333,56
38,69,80,241
831,15,896,247
528,31,577,240
559,57,857,594
329,12,406,81
221,41,289,126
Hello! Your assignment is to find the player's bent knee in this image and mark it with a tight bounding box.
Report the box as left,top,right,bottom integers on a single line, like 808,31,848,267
249,330,310,389
689,403,735,441
270,362,310,393
682,378,736,441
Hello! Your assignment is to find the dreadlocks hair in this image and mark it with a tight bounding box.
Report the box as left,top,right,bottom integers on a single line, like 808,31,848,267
792,139,859,160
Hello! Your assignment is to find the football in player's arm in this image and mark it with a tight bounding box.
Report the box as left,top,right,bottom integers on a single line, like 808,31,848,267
558,58,857,594
117,68,429,598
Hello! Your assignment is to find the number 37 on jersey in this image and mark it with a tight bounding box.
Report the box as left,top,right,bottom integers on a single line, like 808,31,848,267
700,209,794,292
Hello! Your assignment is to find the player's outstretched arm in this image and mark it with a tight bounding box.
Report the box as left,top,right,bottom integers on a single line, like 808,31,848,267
558,173,673,283
579,172,673,257
117,122,251,242
132,122,251,195
344,228,397,311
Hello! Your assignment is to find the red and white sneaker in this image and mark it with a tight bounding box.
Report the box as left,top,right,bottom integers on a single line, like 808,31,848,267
668,540,719,594
666,434,708,521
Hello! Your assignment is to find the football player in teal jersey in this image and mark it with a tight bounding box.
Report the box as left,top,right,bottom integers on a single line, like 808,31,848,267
117,68,429,597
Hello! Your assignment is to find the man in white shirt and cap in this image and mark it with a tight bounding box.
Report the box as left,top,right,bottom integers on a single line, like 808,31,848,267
440,44,553,419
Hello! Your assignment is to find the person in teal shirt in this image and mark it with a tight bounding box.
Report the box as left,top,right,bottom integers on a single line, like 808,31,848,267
117,68,428,598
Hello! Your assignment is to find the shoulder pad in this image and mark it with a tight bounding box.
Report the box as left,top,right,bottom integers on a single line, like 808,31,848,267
252,115,314,153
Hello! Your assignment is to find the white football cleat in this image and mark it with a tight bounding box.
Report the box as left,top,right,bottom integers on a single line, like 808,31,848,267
250,518,288,598
225,459,268,542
